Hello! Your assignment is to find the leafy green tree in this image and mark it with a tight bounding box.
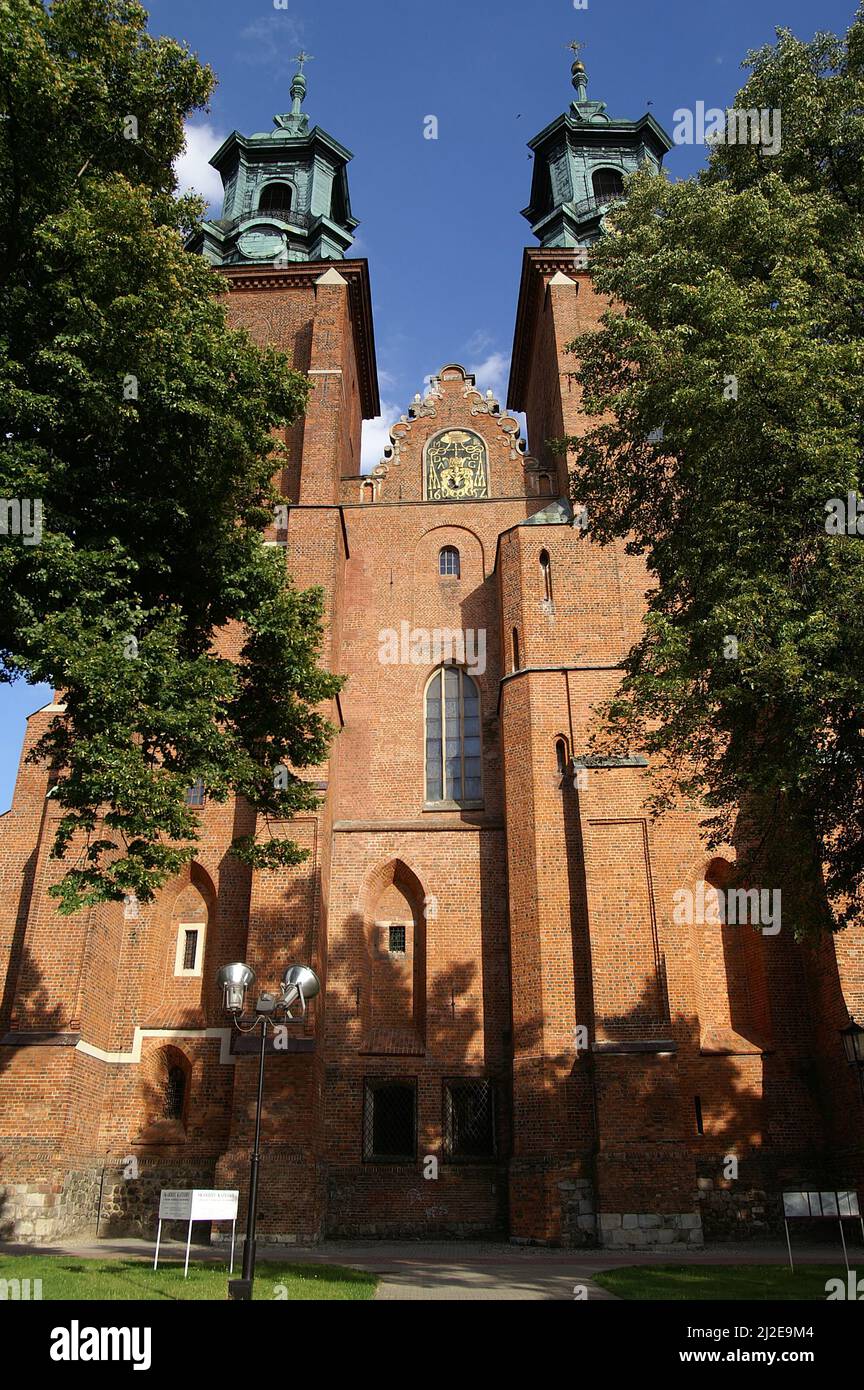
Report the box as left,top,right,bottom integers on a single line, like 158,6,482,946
560,10,864,934
0,0,339,913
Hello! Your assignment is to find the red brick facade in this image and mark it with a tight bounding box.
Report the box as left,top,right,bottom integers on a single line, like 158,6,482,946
1,250,862,1248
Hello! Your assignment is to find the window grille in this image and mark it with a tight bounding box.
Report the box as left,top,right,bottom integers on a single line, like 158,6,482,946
363,1080,417,1161
444,1079,495,1159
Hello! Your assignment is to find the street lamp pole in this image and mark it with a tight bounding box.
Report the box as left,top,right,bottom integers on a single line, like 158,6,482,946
216,962,321,1302
239,1013,268,1289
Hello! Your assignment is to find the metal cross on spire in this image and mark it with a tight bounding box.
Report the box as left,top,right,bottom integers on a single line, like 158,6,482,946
566,40,586,59
293,50,315,74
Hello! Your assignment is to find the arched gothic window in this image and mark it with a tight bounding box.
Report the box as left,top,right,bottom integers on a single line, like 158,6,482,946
425,667,482,804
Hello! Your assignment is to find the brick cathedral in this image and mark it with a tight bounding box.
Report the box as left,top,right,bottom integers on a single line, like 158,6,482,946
1,58,862,1249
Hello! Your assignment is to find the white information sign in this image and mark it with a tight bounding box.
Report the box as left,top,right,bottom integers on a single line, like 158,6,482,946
782,1189,863,1273
153,1189,240,1278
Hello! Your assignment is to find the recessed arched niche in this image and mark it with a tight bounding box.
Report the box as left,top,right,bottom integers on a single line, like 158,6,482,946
143,862,215,1019
363,861,426,1054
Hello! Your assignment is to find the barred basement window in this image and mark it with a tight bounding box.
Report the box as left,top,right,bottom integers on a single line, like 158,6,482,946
444,1079,495,1160
388,924,407,954
164,1065,186,1121
363,1079,417,1162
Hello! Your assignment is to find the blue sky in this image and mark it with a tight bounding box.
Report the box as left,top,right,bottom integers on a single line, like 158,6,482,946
0,0,856,811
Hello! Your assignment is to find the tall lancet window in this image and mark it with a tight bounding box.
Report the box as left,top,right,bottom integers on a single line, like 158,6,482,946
425,667,483,804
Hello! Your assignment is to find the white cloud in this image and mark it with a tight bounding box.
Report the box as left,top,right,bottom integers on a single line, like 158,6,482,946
464,329,494,357
238,14,302,67
174,122,226,214
360,400,402,474
468,350,510,401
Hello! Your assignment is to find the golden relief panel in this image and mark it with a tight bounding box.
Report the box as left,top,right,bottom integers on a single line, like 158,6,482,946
425,430,488,500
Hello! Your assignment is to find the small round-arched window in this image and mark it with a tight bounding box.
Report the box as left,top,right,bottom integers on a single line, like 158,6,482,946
439,545,460,577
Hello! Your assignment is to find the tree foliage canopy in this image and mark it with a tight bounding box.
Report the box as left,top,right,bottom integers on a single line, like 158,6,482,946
0,0,340,912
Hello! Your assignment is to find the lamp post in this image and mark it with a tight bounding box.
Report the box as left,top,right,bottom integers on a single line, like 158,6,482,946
216,961,320,1301
840,1016,864,1100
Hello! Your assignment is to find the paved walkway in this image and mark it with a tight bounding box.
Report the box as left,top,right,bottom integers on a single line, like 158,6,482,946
2,1235,858,1301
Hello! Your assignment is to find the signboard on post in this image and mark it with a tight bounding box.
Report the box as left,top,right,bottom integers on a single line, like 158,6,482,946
782,1190,862,1272
153,1189,239,1279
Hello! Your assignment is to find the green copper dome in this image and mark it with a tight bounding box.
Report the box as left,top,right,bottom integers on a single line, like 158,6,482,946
188,55,358,266
522,57,673,248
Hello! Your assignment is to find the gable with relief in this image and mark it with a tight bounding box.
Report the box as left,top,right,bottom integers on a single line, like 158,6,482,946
425,430,488,500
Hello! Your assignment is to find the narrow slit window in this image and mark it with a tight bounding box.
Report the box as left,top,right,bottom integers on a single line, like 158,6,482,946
175,921,206,977
512,627,521,671
183,929,199,972
556,738,569,776
539,549,552,603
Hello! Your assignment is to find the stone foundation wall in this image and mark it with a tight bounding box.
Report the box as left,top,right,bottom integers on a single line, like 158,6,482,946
1,1168,102,1244
599,1211,704,1249
1,1157,217,1244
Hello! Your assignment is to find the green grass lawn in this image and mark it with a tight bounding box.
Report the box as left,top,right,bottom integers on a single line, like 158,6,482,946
0,1254,376,1301
593,1264,849,1301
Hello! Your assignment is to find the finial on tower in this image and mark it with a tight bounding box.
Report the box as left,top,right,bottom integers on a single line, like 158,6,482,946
290,50,313,115
567,41,589,103
274,51,314,134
